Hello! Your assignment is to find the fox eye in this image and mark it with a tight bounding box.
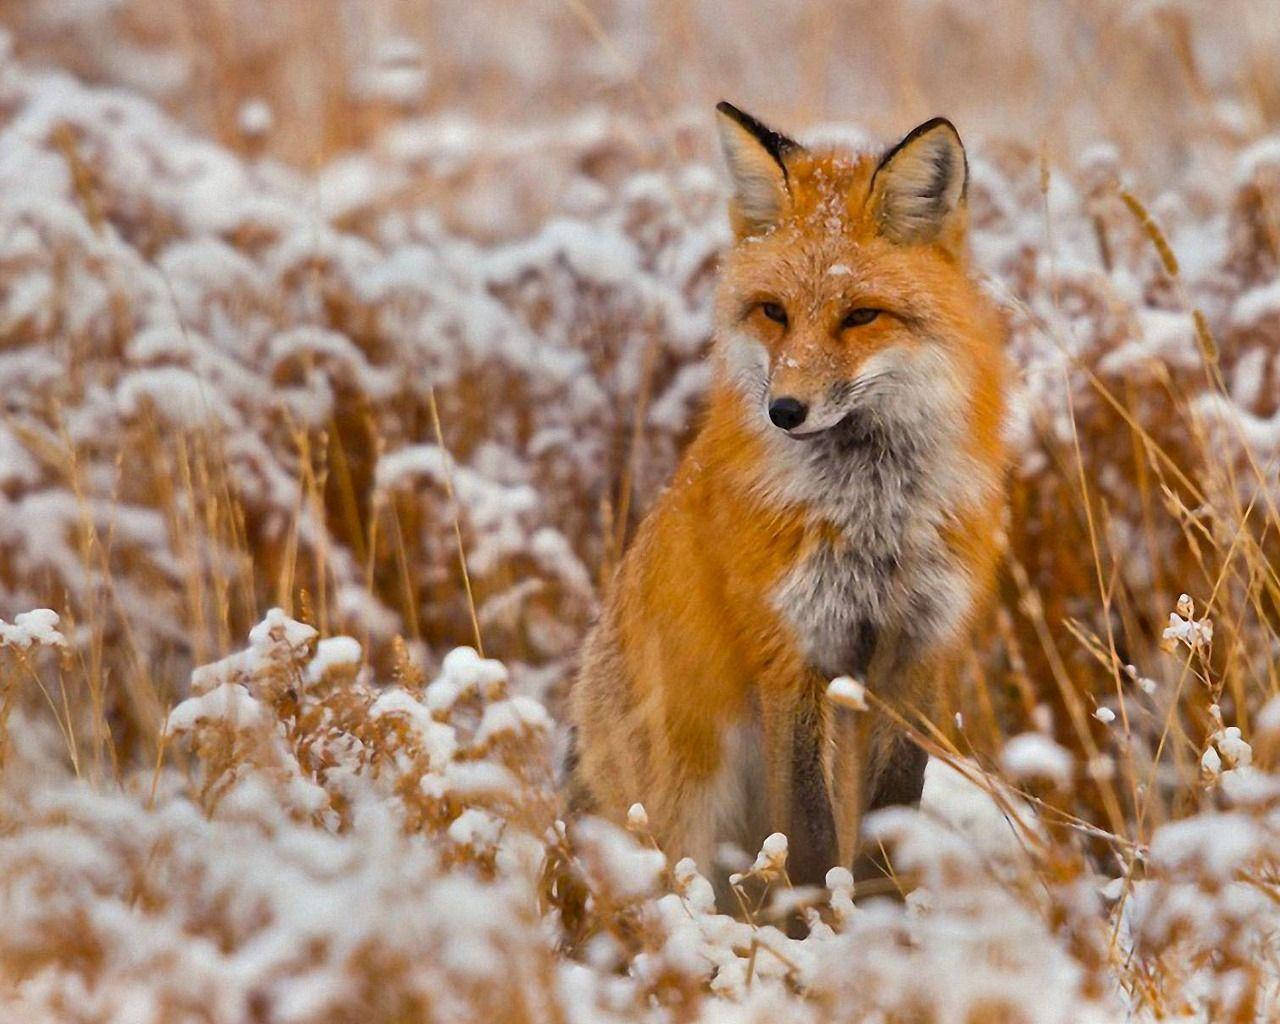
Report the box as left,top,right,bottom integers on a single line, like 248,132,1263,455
760,302,788,326
841,307,880,329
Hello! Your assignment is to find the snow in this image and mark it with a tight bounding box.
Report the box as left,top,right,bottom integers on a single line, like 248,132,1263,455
1097,308,1200,378
117,366,235,428
826,675,867,711
1232,277,1280,329
1161,611,1214,653
1001,733,1075,789
0,609,66,649
249,609,319,655
1257,696,1280,736
1150,812,1261,880
473,695,553,747
751,832,789,874
306,636,363,685
236,98,273,138
369,689,459,769
626,802,649,829
424,646,510,714
166,682,269,733
447,807,504,849
574,817,667,903
917,756,1037,859
1234,134,1280,185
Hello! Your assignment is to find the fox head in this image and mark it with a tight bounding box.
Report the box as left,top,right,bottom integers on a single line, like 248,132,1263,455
713,102,998,443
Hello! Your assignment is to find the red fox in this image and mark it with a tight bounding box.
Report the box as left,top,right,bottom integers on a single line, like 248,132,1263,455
568,103,1007,890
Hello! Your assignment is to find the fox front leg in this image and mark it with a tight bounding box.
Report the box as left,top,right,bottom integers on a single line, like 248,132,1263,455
761,687,837,887
848,654,939,890
828,706,871,869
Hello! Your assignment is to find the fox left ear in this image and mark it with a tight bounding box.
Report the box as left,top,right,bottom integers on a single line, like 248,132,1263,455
869,118,968,250
715,101,802,237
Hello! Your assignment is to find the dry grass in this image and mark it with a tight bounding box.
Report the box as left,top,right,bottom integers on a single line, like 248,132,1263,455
1,1,1280,1020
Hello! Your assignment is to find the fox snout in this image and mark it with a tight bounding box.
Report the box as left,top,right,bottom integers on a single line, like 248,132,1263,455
767,358,833,434
766,373,854,435
765,341,861,436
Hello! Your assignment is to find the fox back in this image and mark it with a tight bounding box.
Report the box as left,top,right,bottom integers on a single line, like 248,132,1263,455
568,104,1007,895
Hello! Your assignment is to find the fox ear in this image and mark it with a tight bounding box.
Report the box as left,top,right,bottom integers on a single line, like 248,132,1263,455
715,101,801,236
869,118,968,248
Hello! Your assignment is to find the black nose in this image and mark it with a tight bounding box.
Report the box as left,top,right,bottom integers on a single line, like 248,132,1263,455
768,397,808,430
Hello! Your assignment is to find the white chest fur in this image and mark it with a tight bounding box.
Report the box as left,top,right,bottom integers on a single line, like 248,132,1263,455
768,409,978,682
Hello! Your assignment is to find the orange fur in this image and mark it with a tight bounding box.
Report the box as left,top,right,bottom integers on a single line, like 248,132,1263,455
568,109,1008,889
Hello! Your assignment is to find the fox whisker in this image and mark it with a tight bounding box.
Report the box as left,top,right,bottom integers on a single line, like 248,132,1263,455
833,372,889,407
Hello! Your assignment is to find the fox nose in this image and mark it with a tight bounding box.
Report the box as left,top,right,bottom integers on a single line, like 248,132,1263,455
768,397,808,431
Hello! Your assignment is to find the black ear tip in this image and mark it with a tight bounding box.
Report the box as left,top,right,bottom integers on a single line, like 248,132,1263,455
716,100,746,123
917,117,963,144
714,103,800,165
876,116,966,175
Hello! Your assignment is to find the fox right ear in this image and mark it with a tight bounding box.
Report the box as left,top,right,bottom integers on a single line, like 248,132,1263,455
715,102,800,236
869,117,968,250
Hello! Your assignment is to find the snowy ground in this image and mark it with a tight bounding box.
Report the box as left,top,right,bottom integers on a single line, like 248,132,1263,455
2,2,1280,1021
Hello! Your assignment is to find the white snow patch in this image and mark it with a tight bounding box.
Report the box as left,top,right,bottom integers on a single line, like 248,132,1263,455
1001,733,1074,789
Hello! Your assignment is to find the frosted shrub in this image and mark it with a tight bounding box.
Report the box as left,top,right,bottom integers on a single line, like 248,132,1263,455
9,611,1213,1022
0,611,566,1022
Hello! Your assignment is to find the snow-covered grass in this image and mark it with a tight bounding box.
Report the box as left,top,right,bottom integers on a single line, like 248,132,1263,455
1,2,1280,1020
